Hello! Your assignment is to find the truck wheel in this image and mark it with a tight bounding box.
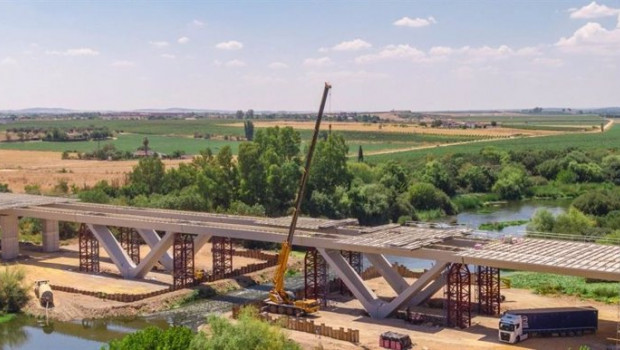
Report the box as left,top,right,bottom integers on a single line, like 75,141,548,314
516,336,520,343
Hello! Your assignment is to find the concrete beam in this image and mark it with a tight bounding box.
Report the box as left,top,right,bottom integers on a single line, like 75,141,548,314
364,253,409,294
194,234,211,255
0,215,19,260
88,224,136,276
129,231,175,279
318,248,383,317
375,262,448,318
137,229,174,271
409,272,446,306
42,219,60,252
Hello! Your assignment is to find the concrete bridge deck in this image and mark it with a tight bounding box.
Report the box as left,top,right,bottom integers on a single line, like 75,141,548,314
1,193,619,318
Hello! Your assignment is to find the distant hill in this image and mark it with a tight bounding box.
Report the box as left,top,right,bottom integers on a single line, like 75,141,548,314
0,107,77,114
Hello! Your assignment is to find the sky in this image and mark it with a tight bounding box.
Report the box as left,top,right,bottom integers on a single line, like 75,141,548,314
0,1,619,112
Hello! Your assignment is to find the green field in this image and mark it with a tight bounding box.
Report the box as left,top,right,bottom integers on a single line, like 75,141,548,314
0,118,485,156
367,124,620,163
453,114,605,125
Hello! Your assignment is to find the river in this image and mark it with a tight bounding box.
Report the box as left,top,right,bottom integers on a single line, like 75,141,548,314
1,200,569,349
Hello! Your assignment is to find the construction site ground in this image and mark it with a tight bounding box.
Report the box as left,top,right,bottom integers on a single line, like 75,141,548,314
10,241,618,349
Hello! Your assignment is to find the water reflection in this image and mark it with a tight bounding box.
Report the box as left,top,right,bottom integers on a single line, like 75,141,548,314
0,316,28,350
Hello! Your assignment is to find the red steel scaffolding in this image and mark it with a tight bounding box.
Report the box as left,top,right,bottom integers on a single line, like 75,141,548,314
304,248,328,306
118,227,140,264
211,236,233,279
477,265,501,316
446,263,471,329
173,233,195,289
78,223,100,273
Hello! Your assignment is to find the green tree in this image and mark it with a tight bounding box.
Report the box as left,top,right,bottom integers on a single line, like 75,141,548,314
129,157,166,195
602,155,620,185
346,183,391,225
142,137,149,156
0,183,10,193
189,307,301,350
244,120,255,141
308,133,351,195
235,110,244,119
357,145,364,162
572,190,620,216
492,164,531,200
458,164,493,193
553,207,597,236
527,209,556,233
407,182,456,215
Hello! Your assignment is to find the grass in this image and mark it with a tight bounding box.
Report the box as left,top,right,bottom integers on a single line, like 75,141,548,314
367,124,620,163
508,272,620,304
0,313,16,324
478,220,528,231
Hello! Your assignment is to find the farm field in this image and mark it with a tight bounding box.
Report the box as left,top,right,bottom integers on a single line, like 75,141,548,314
367,122,620,163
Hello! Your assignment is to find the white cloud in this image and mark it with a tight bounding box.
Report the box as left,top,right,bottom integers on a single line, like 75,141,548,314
556,22,620,54
224,59,246,67
161,53,176,59
243,74,285,84
215,41,243,50
332,39,372,51
0,56,17,65
45,48,100,56
393,16,436,28
149,41,170,48
191,19,205,27
532,57,563,67
569,1,620,19
303,56,333,67
268,62,289,69
178,37,190,44
429,46,453,56
355,44,425,63
318,47,329,53
111,60,135,67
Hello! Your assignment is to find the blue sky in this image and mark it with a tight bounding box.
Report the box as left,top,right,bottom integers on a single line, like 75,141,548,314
0,1,619,111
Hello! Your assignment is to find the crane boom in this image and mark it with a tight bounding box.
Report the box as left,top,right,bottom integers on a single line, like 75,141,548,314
268,82,331,310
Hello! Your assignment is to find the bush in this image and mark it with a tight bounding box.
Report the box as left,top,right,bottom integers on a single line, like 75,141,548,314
572,190,620,216
105,326,194,350
407,182,456,215
0,266,29,313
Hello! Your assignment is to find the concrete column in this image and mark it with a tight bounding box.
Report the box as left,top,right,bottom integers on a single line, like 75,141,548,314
137,228,174,271
130,231,176,279
409,272,446,306
88,224,136,276
42,219,60,252
0,215,19,260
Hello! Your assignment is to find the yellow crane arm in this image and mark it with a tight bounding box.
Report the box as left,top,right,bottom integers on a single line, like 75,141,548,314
270,82,332,305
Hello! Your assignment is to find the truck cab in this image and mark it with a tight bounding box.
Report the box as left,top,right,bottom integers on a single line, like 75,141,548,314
499,313,527,344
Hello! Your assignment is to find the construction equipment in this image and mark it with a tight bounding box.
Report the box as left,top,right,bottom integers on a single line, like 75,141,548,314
379,331,413,350
265,82,331,316
34,280,54,307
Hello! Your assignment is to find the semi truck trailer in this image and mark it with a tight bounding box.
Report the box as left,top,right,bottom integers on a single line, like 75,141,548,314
498,307,597,344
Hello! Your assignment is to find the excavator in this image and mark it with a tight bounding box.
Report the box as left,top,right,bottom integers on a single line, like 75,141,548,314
264,82,331,316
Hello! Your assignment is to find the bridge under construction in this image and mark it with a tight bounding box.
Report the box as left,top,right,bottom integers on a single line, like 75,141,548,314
2,193,620,324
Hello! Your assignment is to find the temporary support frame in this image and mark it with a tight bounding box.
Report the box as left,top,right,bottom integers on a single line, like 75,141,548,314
446,263,471,329
304,248,328,306
173,233,195,289
118,227,140,264
477,265,500,316
78,223,100,273
212,236,233,278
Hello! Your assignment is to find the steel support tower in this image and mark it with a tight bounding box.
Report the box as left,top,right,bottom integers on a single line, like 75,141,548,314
172,233,195,289
118,227,140,264
78,223,100,273
477,265,500,316
304,248,328,306
446,263,471,329
211,236,233,278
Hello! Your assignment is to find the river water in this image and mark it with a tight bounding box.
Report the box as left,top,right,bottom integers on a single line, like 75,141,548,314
1,200,570,350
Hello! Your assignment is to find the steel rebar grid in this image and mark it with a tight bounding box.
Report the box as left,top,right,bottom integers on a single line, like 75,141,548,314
78,223,99,273
477,265,500,316
304,248,328,306
173,233,195,289
446,263,471,329
211,236,233,278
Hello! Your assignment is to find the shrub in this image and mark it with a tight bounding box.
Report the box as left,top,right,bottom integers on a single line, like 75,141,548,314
105,326,194,350
0,266,29,313
407,182,456,215
189,306,301,350
572,190,620,216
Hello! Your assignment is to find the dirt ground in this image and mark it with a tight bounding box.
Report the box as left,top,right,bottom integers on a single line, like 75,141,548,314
0,150,190,193
284,280,619,350
233,121,566,137
14,240,266,321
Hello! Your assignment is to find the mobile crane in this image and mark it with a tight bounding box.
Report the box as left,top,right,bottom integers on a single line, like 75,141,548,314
264,82,331,316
